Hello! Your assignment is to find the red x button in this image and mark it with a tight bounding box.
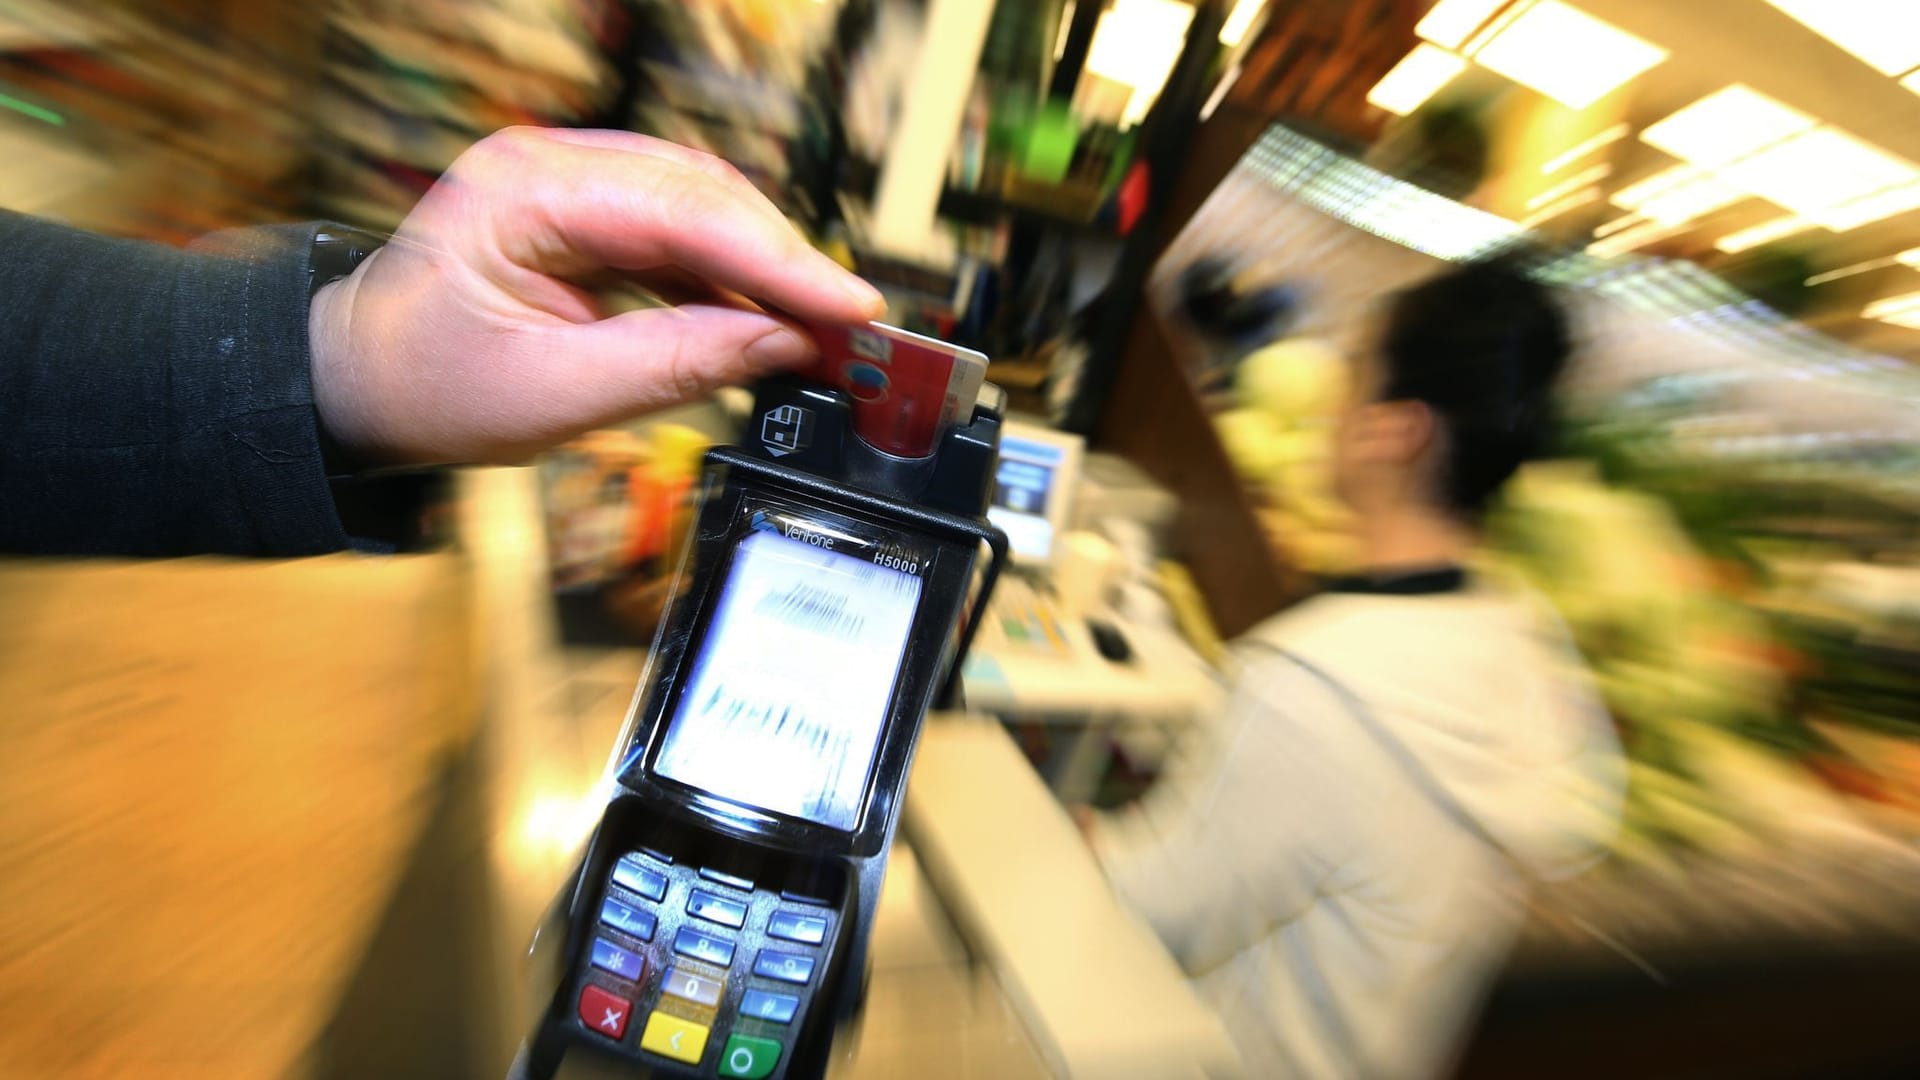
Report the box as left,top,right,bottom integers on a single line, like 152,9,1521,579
579,984,633,1040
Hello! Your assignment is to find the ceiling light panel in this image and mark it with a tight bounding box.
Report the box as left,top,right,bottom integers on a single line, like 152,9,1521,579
1462,0,1533,57
1764,0,1920,77
1471,0,1667,108
1640,85,1816,169
1587,218,1681,259
1610,164,1701,207
1220,0,1266,47
1528,162,1610,208
1715,215,1815,253
1415,0,1511,50
1611,165,1744,226
1864,290,1920,323
1520,185,1600,228
1718,127,1920,217
1541,122,1629,174
1367,43,1467,116
1812,182,1920,230
1592,212,1645,239
1637,177,1746,226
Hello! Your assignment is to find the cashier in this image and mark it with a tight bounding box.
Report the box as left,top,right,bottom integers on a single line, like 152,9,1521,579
0,127,884,556
1084,260,1624,1079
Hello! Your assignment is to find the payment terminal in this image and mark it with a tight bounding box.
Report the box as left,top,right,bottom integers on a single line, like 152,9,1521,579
519,371,1007,1080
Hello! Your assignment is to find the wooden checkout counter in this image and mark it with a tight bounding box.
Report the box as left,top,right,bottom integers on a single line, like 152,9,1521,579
0,554,475,1077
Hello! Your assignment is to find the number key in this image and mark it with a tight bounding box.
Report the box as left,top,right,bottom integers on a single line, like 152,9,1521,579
612,857,667,902
766,910,827,945
739,989,798,1025
753,949,815,985
687,889,747,929
660,965,724,1007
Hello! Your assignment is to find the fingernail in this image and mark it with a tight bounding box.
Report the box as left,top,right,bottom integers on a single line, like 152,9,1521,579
746,327,811,371
844,276,886,318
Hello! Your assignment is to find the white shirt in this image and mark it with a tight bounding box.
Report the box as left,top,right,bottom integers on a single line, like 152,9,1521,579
1092,581,1623,1079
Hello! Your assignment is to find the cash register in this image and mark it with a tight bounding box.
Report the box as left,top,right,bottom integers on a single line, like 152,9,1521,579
975,421,1085,661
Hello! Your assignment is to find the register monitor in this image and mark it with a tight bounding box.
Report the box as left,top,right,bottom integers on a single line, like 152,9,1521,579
986,421,1083,569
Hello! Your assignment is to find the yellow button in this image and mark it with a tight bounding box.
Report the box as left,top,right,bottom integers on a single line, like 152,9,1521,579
640,1010,710,1065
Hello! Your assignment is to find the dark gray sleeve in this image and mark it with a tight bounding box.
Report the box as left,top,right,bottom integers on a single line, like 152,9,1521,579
0,211,349,556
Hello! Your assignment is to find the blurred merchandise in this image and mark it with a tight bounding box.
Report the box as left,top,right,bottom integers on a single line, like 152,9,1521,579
539,421,711,642
314,0,621,230
0,2,315,238
624,0,843,218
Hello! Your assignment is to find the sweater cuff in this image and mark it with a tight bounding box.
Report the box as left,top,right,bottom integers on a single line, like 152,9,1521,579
180,223,350,555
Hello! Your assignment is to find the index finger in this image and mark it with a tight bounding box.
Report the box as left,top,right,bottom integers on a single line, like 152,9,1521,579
488,137,883,324
530,127,791,232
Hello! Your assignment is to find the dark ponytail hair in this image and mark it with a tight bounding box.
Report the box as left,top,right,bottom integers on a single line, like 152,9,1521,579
1377,256,1569,519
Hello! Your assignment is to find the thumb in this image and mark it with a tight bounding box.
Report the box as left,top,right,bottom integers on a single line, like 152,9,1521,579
547,304,816,427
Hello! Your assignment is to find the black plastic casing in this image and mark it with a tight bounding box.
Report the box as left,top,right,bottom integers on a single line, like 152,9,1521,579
521,379,1007,1080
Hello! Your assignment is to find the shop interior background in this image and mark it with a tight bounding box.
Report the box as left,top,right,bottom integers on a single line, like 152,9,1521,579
4,1,1920,1078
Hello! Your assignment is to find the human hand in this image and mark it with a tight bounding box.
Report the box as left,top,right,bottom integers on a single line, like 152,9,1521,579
308,127,884,466
1069,803,1099,845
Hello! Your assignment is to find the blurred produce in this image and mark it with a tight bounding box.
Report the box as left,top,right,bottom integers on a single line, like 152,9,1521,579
541,423,709,595
1211,336,1357,573
1488,382,1920,868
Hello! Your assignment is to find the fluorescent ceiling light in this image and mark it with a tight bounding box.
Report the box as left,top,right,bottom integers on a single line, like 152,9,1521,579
1864,290,1920,326
1811,181,1920,230
1520,185,1599,228
1611,165,1744,226
1085,0,1196,128
1902,69,1920,95
1415,0,1510,50
1471,0,1667,108
1587,218,1681,259
1718,127,1920,217
1897,247,1920,267
1874,309,1920,328
1640,84,1920,232
1807,255,1905,286
1635,177,1745,227
1541,122,1629,174
1641,85,1816,169
1367,43,1467,116
1528,162,1610,208
1765,0,1920,77
1863,292,1920,318
1462,0,1532,57
1715,215,1815,253
1610,165,1700,207
1200,62,1242,121
1220,0,1264,47
1592,212,1645,238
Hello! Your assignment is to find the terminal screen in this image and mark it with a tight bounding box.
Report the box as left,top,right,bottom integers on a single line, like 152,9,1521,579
987,435,1065,561
654,527,922,830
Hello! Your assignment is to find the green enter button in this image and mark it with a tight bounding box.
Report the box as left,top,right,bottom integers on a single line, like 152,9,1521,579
717,1033,782,1079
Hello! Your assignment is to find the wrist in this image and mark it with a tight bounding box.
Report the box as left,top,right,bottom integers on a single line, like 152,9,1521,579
307,226,387,471
308,273,372,472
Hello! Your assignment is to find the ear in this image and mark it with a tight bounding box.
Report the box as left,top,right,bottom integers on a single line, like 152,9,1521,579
1348,400,1436,464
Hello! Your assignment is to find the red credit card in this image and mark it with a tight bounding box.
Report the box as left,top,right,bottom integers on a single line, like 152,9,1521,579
798,321,988,457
